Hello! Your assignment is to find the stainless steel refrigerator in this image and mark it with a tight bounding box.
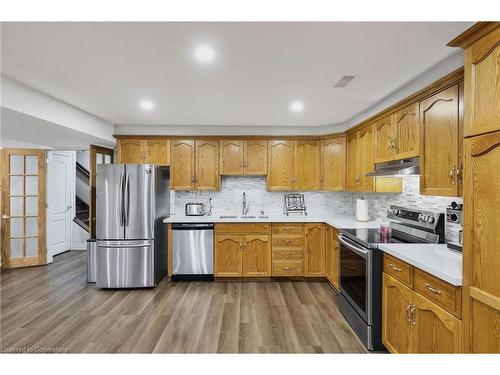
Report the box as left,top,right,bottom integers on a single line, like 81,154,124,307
95,164,169,288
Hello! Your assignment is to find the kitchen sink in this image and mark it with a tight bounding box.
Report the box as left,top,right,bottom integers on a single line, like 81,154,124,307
218,215,269,220
240,215,257,219
219,215,238,219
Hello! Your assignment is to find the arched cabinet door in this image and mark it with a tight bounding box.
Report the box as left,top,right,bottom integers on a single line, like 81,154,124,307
394,102,420,159
374,115,395,163
267,140,294,191
215,235,243,277
321,137,346,191
171,140,195,190
463,26,500,137
195,140,220,191
242,235,271,277
244,140,267,175
463,130,500,353
220,140,244,175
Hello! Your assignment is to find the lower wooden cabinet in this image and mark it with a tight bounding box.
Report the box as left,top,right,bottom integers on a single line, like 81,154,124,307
382,273,462,353
382,273,414,353
325,225,339,290
214,224,271,277
304,223,325,277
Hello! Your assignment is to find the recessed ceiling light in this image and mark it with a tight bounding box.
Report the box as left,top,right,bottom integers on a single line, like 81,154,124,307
140,100,155,111
194,45,215,63
290,100,304,113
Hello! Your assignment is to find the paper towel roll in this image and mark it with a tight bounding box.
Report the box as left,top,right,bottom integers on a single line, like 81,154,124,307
356,199,369,222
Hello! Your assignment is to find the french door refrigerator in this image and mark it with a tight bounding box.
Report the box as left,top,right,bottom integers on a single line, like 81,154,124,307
95,164,169,288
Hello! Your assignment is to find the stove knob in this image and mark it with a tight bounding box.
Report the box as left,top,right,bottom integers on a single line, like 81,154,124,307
391,209,400,216
419,214,427,222
427,216,435,224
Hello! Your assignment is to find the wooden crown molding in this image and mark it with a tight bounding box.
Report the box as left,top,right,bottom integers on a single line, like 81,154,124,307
113,133,347,141
447,22,500,49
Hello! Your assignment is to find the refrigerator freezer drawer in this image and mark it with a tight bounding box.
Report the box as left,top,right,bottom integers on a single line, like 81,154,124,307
96,240,154,288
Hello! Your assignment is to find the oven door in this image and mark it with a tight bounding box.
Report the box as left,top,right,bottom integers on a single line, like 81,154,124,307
338,234,372,325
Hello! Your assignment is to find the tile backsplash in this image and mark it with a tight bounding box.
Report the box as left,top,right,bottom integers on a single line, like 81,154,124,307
171,175,462,243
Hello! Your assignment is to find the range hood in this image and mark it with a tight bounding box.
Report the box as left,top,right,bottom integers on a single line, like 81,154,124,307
366,157,420,177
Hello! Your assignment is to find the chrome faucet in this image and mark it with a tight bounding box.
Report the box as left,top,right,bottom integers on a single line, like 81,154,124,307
242,192,249,215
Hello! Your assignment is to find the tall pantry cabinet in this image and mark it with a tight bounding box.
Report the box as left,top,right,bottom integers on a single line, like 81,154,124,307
448,22,500,353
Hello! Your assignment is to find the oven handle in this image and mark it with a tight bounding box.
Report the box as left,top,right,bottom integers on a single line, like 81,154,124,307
337,234,369,258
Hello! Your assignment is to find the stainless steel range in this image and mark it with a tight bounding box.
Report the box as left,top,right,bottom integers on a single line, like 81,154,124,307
337,205,445,351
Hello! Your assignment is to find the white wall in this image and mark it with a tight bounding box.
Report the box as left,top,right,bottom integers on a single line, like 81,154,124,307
1,75,115,146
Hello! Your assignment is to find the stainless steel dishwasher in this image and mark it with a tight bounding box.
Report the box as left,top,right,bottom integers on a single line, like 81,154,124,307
171,223,214,281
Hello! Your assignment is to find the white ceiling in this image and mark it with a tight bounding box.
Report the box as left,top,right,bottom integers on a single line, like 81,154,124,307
1,22,472,127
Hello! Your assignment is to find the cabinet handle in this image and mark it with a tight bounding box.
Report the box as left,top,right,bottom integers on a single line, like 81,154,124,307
424,283,442,295
450,166,456,185
285,252,292,256
283,266,292,271
240,163,244,167
389,263,402,272
410,304,416,325
406,303,412,322
456,163,463,185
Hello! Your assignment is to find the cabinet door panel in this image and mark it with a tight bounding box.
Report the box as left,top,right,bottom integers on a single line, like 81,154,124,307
304,223,325,277
358,125,375,192
374,116,395,163
394,103,419,159
321,138,346,191
347,133,359,191
195,140,220,190
420,85,459,196
267,140,294,190
144,139,170,165
295,140,320,190
463,131,500,352
411,292,462,353
382,273,413,354
244,140,267,175
325,226,334,283
215,235,242,277
332,237,340,290
220,140,244,175
171,140,194,190
464,27,500,137
243,235,271,277
117,139,143,164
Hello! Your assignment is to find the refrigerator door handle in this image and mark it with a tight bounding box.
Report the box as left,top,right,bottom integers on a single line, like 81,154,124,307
124,171,130,226
119,170,125,226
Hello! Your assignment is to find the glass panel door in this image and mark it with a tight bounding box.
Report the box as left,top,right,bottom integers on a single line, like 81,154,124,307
340,241,368,317
1,149,46,268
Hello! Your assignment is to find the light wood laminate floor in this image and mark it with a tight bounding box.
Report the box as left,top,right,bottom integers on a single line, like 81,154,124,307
0,251,366,353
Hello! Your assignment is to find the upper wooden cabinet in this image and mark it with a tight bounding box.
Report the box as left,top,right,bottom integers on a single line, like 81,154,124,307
171,139,220,191
304,223,325,277
453,25,500,137
374,105,420,163
117,138,170,165
462,130,500,353
321,137,346,191
347,124,375,192
267,140,295,190
374,115,395,163
295,140,321,190
267,140,321,191
393,103,420,159
420,84,462,196
219,139,267,175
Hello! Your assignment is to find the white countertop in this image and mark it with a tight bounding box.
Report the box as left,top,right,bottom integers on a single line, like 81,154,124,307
163,214,382,229
379,244,462,286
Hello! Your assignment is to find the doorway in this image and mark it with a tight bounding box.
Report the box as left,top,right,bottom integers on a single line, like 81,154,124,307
46,150,74,261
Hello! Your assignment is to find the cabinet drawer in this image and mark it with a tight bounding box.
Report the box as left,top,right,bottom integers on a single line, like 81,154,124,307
215,223,271,234
272,249,303,260
383,254,414,288
272,260,303,276
272,234,305,247
272,223,304,234
414,269,462,319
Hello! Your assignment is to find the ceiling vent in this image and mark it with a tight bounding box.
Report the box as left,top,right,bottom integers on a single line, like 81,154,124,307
334,75,356,87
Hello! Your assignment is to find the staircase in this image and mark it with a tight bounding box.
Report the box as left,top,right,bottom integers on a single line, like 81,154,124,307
73,161,90,233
